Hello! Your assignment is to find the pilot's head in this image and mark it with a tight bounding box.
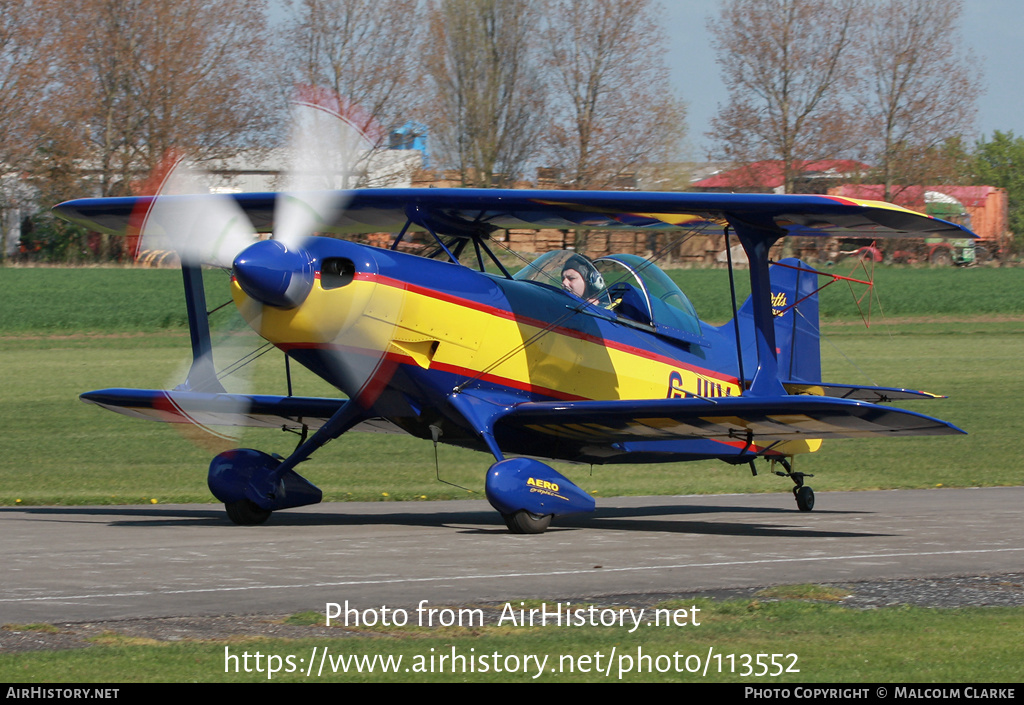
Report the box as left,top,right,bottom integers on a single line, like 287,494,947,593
561,254,603,301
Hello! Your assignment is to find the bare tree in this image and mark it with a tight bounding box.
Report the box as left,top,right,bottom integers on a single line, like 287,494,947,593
0,1,56,170
282,0,425,187
0,1,68,260
48,0,274,197
707,0,862,194
284,1,422,138
861,0,977,200
542,0,685,190
422,0,546,187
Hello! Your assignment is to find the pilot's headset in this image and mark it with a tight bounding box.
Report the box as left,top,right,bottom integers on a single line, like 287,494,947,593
562,254,605,300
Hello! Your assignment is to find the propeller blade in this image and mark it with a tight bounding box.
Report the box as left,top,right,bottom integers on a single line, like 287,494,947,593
273,85,380,252
133,152,263,445
140,157,257,269
167,299,270,449
147,87,386,447
231,87,395,414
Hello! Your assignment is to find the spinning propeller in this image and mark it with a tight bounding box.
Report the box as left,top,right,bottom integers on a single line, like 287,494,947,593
137,86,381,443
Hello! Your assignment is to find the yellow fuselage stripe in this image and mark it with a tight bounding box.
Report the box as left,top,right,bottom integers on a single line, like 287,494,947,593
234,274,741,403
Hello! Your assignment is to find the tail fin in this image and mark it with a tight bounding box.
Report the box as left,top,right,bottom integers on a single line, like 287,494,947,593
722,257,821,384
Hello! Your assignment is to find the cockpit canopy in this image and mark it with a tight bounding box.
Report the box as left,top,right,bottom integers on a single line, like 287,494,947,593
513,250,704,346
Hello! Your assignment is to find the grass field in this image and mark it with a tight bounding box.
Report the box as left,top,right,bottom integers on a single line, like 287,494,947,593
1,266,1022,505
3,263,1024,332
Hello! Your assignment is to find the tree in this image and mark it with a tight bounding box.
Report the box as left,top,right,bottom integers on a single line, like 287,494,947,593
973,131,1024,245
0,1,60,261
919,135,978,185
861,0,977,200
707,0,862,194
47,0,274,197
283,0,424,186
0,1,56,170
541,0,685,190
422,0,546,187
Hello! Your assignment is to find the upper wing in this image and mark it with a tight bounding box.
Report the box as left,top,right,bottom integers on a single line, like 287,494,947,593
53,188,975,240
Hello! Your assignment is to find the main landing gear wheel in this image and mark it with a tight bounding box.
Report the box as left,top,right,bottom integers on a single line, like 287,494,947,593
794,485,815,512
225,499,272,525
502,510,552,534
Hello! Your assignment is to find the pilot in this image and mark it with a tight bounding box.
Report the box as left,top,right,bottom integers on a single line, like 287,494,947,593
561,253,604,304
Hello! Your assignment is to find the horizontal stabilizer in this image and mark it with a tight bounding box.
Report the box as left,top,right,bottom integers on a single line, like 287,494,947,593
495,394,964,446
783,382,946,403
80,388,399,434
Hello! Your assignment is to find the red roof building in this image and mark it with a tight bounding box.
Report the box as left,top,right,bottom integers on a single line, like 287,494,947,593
691,160,869,193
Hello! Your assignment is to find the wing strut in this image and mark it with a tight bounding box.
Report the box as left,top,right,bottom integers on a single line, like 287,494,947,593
730,218,787,397
723,225,747,390
178,263,226,394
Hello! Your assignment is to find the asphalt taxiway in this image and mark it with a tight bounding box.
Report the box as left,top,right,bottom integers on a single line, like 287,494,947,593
2,487,1022,625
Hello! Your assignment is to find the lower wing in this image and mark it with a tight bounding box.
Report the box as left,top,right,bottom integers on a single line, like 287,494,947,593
494,395,964,445
79,388,399,434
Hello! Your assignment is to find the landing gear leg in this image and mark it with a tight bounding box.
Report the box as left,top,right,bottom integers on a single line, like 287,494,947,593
773,458,815,512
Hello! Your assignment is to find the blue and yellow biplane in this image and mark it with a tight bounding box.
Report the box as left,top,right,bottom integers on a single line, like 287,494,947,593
54,188,969,532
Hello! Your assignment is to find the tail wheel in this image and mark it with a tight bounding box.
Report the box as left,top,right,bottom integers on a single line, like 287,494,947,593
225,499,271,525
502,510,552,534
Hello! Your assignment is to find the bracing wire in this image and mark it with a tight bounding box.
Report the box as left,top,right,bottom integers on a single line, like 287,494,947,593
216,342,276,382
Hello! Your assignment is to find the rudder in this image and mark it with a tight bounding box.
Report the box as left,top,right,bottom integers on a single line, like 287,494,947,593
724,257,821,384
